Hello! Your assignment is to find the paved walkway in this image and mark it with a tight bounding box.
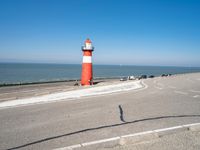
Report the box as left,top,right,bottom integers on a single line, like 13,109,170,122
103,131,200,150
0,80,144,108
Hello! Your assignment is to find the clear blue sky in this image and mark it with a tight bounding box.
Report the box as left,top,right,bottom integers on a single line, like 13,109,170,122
0,0,200,66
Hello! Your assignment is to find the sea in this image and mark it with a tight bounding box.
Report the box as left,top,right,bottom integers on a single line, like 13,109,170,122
0,63,200,85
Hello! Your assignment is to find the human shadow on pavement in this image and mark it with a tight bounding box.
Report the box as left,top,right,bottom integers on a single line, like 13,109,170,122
118,105,126,122
7,114,200,150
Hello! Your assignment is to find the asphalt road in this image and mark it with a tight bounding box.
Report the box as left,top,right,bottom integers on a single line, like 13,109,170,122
0,73,200,150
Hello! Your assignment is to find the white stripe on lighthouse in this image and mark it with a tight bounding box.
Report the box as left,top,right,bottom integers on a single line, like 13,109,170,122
83,56,92,63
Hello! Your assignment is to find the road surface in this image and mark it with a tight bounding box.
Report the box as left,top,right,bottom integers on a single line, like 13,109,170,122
103,130,200,150
0,73,200,150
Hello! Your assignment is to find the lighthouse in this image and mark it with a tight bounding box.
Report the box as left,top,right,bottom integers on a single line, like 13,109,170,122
81,38,94,86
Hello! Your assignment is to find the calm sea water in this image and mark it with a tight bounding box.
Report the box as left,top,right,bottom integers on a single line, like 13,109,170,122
0,63,200,84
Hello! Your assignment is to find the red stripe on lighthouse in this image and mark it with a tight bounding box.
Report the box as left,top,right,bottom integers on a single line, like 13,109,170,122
83,51,92,56
81,39,94,86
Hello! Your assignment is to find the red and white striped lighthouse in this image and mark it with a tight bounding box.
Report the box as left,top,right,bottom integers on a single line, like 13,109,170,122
81,38,94,86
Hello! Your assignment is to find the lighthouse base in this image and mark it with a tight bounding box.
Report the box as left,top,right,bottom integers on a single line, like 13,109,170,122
81,63,93,86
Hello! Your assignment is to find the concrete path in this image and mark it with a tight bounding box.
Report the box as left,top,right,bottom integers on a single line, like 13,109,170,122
103,130,200,150
55,123,200,150
0,73,200,150
0,80,144,108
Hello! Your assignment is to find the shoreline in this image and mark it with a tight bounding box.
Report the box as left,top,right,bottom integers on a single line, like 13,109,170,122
0,71,200,87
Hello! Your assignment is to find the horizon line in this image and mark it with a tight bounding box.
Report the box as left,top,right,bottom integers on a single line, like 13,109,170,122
0,61,200,68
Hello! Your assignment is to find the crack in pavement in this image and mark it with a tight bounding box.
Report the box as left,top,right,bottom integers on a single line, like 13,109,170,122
7,115,200,150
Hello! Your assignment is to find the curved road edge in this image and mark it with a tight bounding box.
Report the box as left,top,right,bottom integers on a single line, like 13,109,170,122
54,122,200,150
0,80,147,109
